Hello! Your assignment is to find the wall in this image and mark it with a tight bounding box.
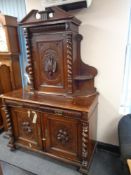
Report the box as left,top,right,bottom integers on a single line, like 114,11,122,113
25,0,43,12
25,0,130,145
0,0,27,86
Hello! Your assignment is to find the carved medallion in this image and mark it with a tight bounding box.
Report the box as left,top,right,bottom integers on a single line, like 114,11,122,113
57,129,69,145
44,49,58,79
21,121,32,135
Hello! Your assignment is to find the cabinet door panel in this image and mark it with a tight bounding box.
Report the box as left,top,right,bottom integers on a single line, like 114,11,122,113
44,114,81,161
11,108,42,150
31,33,67,94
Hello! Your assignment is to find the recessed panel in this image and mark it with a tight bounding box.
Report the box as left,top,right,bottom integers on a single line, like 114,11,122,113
45,114,81,161
11,108,42,150
31,33,66,94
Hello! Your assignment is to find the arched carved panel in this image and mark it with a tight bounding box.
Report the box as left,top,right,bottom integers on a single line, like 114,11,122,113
43,49,58,80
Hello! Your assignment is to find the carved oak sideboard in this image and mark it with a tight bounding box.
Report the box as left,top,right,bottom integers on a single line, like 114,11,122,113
1,7,98,174
0,14,22,131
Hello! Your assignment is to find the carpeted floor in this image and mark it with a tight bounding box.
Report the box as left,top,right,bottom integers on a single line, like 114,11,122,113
0,133,129,175
0,161,35,175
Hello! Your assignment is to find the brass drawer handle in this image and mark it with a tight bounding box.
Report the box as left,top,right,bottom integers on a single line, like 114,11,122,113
54,110,63,116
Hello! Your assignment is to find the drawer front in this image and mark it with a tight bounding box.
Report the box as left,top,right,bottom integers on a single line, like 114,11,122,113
44,113,82,161
11,108,42,150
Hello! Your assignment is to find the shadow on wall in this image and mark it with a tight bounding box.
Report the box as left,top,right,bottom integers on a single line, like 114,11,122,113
98,94,123,145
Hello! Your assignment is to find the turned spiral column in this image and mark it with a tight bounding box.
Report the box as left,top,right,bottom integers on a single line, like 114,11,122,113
79,121,89,174
2,102,15,150
23,27,34,91
66,34,73,94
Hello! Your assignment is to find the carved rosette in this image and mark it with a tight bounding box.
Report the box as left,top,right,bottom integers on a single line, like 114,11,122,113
23,28,34,91
2,103,15,150
81,122,89,168
21,121,32,135
66,34,73,94
57,129,69,145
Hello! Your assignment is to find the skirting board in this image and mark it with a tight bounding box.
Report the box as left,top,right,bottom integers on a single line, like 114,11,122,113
97,141,120,154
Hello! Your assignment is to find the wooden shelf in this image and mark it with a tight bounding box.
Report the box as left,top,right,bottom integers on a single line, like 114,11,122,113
74,75,94,81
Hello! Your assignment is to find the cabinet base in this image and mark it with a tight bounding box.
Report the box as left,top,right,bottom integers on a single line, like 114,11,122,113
79,167,88,175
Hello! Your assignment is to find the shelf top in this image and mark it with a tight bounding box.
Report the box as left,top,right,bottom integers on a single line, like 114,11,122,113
1,89,98,113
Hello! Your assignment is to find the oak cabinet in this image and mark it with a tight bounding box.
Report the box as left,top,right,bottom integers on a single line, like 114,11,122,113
1,7,98,174
2,92,98,174
0,14,22,131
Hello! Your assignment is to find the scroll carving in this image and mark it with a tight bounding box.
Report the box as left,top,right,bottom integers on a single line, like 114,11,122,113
57,129,69,145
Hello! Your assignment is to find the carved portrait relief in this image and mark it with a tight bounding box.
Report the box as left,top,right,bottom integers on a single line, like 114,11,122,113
44,49,58,79
35,39,65,90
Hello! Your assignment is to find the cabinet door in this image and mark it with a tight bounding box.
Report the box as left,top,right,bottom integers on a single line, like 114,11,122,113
43,113,81,161
11,108,42,150
31,32,67,94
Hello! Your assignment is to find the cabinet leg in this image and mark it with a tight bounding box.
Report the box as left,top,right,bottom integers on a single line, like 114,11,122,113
79,167,88,175
2,103,15,151
79,121,89,174
8,132,16,151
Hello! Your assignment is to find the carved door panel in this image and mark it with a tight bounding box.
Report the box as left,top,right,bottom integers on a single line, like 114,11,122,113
0,65,12,93
11,108,43,150
43,113,81,161
31,33,67,94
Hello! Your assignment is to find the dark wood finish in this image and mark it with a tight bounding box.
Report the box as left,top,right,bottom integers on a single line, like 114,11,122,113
1,7,98,174
2,89,98,173
0,163,3,175
44,113,82,161
19,7,97,96
0,14,22,131
11,108,43,150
